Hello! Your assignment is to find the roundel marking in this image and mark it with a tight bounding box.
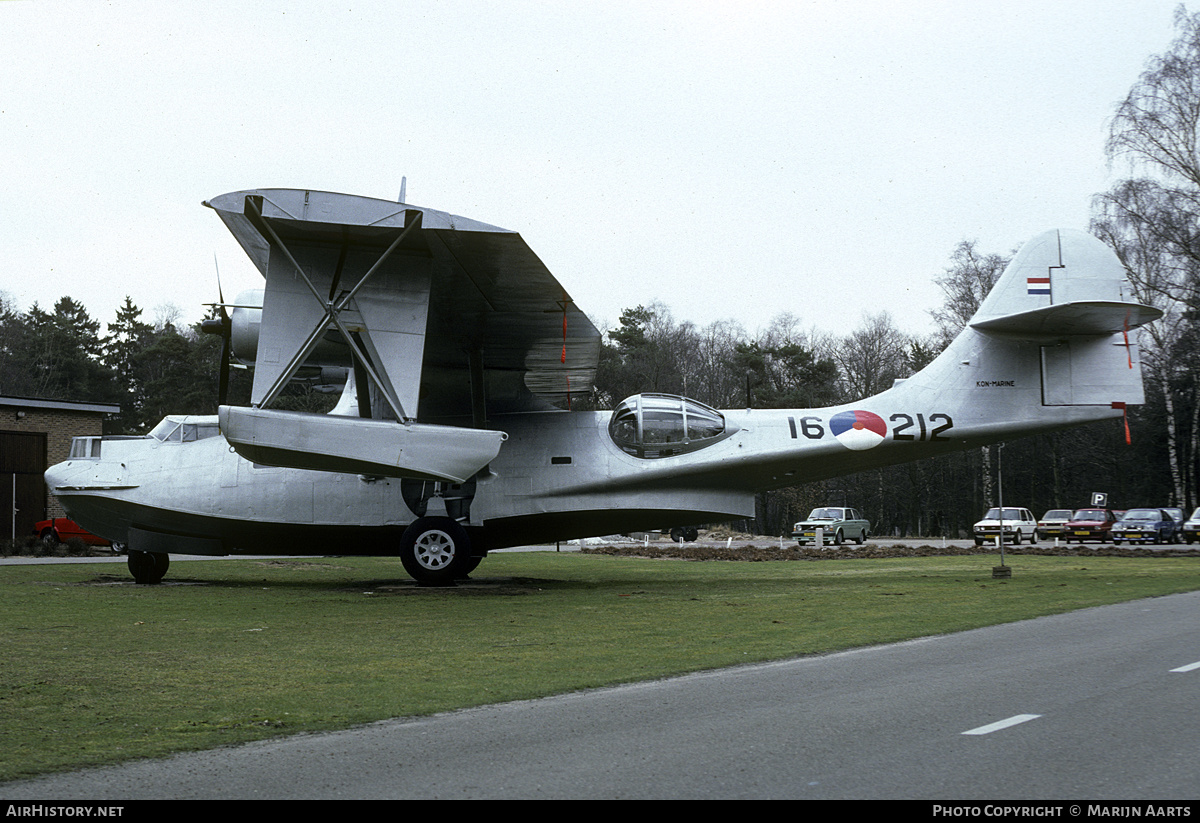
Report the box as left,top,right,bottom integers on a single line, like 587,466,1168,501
829,410,887,451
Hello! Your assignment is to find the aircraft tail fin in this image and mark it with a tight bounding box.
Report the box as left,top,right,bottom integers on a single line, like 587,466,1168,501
883,229,1160,438
961,229,1159,410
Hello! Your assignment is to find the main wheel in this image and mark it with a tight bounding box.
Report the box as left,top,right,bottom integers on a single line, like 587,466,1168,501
128,551,169,585
399,517,472,586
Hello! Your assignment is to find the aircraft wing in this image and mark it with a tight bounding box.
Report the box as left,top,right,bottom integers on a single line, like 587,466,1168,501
204,188,600,421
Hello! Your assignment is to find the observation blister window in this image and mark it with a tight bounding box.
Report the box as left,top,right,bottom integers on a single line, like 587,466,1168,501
608,393,734,458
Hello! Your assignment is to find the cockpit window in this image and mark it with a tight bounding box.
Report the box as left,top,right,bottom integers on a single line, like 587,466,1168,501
149,418,180,441
68,437,102,459
148,417,221,443
609,393,734,458
181,422,220,442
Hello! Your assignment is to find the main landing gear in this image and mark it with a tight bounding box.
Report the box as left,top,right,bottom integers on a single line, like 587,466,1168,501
399,477,484,586
399,516,480,586
128,550,170,585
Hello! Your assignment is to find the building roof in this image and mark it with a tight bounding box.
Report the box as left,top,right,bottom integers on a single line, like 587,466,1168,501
0,396,121,415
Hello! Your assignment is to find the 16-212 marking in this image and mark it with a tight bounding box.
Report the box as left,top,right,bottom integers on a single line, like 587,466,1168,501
786,412,954,441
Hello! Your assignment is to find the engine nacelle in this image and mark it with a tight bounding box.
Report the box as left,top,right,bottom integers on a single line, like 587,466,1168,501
226,290,354,369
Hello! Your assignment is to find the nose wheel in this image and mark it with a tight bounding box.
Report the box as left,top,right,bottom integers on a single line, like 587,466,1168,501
128,550,170,585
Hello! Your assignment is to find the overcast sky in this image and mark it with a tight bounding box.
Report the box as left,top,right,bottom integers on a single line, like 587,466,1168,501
1,0,1188,342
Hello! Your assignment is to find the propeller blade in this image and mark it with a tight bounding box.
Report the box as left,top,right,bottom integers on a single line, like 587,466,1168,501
209,253,233,406
218,331,232,406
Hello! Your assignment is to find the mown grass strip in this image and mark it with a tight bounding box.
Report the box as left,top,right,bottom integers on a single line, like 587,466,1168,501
2,550,1198,781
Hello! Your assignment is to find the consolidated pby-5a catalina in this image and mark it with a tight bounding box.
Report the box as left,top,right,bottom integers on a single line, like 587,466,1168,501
45,188,1161,585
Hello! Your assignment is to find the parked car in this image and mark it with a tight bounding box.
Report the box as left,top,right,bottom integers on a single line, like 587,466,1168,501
792,507,870,546
1111,508,1180,545
1036,509,1074,541
1062,508,1121,543
34,518,111,548
973,507,1037,545
1183,508,1200,544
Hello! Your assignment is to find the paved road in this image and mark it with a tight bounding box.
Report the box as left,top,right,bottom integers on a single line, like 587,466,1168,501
4,590,1199,799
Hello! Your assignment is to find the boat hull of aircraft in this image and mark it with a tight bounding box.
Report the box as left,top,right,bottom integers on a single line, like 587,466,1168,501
46,395,1127,559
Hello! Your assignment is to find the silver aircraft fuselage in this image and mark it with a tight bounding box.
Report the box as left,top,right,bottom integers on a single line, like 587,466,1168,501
45,383,1118,556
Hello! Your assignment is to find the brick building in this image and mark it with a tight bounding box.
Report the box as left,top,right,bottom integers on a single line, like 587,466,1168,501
1,396,120,541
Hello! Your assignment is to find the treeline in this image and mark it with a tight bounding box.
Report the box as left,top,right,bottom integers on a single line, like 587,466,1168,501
0,294,328,433
0,296,230,433
4,8,1200,538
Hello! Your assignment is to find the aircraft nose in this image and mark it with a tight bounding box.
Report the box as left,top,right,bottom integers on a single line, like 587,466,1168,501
43,460,70,492
43,459,102,494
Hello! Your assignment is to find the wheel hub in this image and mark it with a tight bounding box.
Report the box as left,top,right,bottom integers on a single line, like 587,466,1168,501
414,530,457,570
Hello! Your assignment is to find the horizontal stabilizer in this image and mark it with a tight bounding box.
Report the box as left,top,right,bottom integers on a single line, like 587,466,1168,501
219,406,506,483
971,300,1161,338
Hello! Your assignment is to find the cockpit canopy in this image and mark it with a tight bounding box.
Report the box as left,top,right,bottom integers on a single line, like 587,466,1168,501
608,393,735,458
147,415,222,443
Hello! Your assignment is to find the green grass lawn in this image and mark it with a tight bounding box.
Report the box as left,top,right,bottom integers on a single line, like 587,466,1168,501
2,550,1199,782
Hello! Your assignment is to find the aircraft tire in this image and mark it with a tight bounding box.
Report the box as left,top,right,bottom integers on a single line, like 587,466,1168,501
128,550,169,585
400,517,472,587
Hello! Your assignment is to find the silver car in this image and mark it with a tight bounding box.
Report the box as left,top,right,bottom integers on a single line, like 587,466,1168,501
792,507,870,546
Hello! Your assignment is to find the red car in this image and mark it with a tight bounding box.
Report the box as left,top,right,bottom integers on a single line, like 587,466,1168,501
1062,508,1120,543
34,518,111,548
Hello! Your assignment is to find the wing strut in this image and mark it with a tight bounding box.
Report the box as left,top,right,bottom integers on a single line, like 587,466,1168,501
244,197,425,420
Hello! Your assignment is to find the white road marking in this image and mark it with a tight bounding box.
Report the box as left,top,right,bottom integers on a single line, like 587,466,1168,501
962,714,1042,735
1169,661,1200,673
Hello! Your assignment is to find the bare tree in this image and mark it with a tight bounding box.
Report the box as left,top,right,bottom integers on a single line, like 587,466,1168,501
1093,4,1200,507
931,239,1012,347
833,311,911,401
